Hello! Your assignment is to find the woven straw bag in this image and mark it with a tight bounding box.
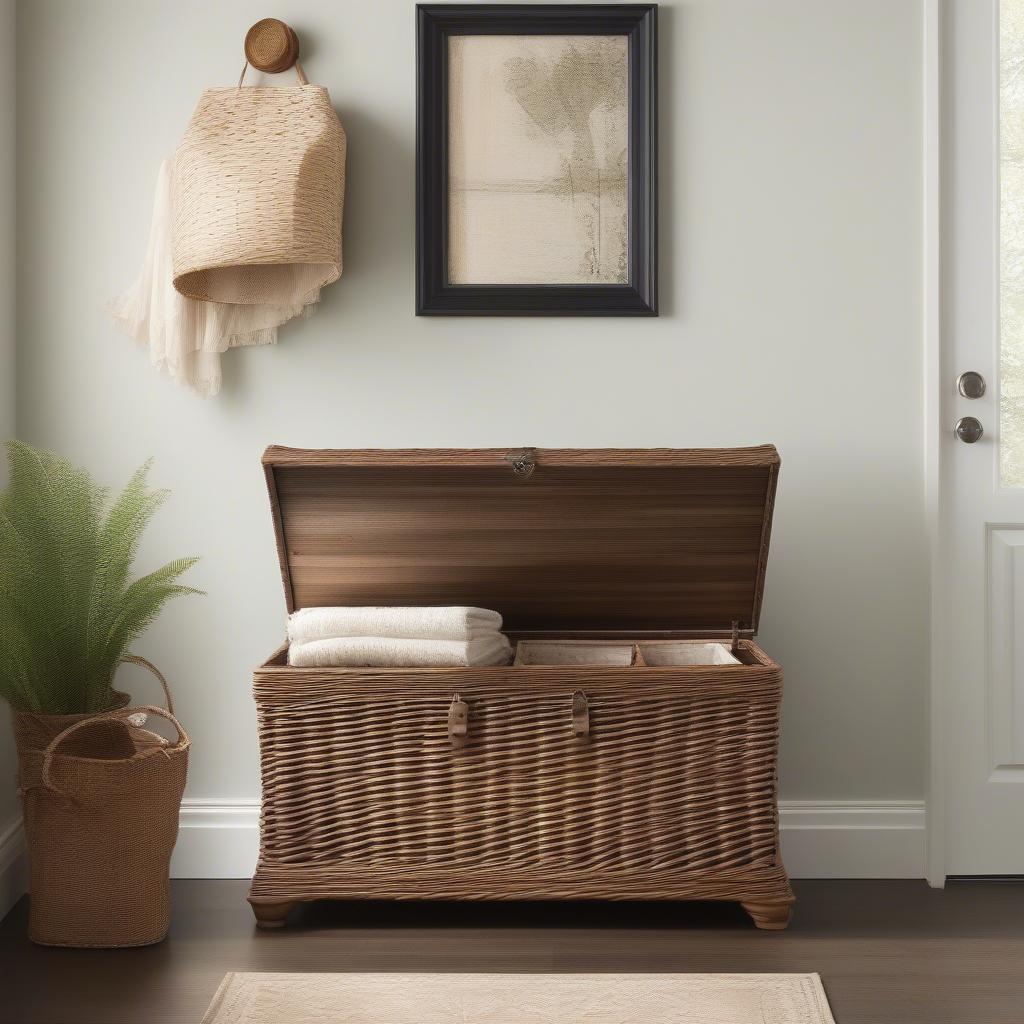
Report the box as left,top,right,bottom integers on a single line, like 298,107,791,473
14,659,189,947
171,64,346,305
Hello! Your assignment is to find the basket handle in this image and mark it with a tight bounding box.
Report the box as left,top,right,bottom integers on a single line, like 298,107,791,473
40,705,189,798
237,60,308,89
119,654,174,714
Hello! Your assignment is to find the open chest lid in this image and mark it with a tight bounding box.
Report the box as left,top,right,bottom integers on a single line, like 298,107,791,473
262,446,780,638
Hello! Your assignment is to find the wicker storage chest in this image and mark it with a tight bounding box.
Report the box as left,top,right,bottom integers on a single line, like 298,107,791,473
250,446,793,930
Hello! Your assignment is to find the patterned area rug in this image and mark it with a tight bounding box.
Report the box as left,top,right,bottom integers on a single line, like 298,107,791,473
201,972,836,1024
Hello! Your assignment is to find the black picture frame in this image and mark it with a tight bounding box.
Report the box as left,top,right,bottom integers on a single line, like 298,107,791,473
416,4,658,316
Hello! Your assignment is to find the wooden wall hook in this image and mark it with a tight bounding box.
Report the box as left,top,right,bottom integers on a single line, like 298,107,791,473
244,18,300,74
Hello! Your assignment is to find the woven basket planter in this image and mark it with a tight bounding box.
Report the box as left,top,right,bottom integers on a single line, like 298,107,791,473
12,659,189,947
11,690,130,762
171,79,346,305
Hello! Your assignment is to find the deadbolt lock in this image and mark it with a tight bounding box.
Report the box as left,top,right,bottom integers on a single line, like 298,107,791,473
957,371,986,399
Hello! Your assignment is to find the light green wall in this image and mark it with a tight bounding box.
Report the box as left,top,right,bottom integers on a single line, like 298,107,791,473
13,0,926,804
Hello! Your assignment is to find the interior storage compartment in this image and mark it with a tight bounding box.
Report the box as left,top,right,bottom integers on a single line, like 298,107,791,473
513,641,637,666
513,640,741,667
638,641,740,666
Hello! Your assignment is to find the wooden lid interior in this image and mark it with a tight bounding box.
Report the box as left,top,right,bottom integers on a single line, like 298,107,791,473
263,447,779,635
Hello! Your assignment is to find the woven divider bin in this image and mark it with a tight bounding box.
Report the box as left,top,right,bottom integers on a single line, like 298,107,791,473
14,660,190,948
249,447,795,931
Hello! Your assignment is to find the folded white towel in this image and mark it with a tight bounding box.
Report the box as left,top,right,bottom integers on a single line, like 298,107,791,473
287,606,504,644
288,635,513,668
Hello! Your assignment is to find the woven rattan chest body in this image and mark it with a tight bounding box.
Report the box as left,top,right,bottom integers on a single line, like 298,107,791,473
250,447,793,930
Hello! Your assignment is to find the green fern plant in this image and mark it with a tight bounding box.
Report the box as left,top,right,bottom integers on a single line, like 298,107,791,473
0,441,201,714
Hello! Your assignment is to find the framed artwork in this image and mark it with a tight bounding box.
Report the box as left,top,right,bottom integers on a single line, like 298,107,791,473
416,4,657,316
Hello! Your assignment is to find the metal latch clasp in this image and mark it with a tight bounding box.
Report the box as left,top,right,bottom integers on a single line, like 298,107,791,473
505,448,536,478
448,694,469,747
571,690,590,739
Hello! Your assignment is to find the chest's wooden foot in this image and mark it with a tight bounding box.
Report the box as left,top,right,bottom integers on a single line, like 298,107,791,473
250,900,297,929
741,900,793,930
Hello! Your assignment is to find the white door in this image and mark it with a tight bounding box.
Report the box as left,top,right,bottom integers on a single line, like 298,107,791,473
940,0,1024,875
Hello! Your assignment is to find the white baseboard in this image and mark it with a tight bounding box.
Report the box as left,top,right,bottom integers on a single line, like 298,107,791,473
171,798,927,881
0,815,26,922
171,799,261,880
777,800,926,879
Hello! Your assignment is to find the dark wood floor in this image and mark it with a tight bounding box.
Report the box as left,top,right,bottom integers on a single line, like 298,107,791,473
1,879,1022,1024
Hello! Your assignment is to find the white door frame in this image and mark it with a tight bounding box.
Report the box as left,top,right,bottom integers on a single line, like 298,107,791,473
923,0,1024,886
923,0,1024,884
924,0,946,888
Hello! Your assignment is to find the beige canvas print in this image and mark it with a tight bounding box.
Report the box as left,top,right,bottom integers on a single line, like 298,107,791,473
448,35,629,285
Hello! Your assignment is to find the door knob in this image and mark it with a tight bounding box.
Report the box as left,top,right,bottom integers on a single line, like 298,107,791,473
957,371,987,398
954,416,984,443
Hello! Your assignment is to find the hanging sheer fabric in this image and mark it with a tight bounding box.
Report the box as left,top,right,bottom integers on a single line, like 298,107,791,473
108,160,318,396
110,64,346,396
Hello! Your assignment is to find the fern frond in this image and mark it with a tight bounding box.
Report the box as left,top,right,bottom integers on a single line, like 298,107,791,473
98,558,203,676
87,460,166,672
0,443,202,714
